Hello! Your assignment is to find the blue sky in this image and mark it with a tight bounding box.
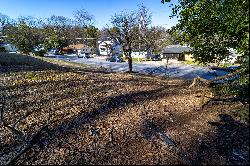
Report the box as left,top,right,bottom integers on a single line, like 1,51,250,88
0,0,179,29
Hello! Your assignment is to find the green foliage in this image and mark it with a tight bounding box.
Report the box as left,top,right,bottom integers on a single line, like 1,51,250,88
42,27,68,51
3,10,95,55
43,38,67,51
164,0,249,108
131,58,149,62
5,22,43,54
212,74,249,103
34,50,46,57
117,54,123,57
218,63,240,68
232,105,249,124
164,0,249,67
85,25,99,48
183,60,193,65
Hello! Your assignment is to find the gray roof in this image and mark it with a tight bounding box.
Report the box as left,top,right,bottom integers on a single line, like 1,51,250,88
162,45,192,54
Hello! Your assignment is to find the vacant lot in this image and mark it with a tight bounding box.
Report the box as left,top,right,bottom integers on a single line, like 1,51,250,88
0,53,249,165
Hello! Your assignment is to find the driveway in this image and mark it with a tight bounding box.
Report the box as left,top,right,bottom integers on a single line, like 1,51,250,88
46,55,230,80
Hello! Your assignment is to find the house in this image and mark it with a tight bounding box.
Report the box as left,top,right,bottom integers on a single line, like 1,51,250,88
162,45,242,64
0,43,18,53
98,38,122,56
161,45,192,61
67,43,86,50
131,50,152,59
63,43,92,54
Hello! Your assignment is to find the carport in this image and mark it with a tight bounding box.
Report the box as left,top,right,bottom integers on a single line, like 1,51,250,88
162,45,192,61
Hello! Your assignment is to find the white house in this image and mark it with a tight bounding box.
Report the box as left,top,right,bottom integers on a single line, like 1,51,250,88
131,50,152,59
98,38,122,56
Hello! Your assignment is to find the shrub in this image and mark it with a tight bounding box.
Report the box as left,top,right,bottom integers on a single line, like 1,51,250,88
34,50,46,57
0,46,7,52
212,74,249,103
232,107,249,124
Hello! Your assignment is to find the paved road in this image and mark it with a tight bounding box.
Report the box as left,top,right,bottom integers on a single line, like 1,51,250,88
46,54,230,80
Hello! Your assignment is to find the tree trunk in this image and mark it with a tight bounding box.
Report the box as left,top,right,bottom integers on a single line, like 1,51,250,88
189,69,242,88
189,69,243,108
128,56,133,72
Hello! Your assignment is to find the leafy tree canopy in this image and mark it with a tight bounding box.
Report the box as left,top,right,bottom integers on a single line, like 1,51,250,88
162,0,249,71
5,21,43,54
162,0,249,102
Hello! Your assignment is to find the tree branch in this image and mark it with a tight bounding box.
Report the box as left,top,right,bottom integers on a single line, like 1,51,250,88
6,124,48,165
189,69,242,88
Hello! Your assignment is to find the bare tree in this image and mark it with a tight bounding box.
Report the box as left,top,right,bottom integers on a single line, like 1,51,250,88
136,4,152,32
108,5,154,72
47,15,70,28
17,16,42,28
109,11,139,72
0,13,13,36
143,26,178,54
73,9,94,28
0,13,9,26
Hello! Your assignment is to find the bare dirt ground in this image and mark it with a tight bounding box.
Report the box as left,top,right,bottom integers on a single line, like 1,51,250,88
0,54,249,165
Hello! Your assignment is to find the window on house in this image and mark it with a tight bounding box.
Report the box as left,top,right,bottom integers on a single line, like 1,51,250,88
100,48,106,52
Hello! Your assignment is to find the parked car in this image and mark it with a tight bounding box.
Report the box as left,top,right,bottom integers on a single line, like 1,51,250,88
48,48,61,55
151,54,162,61
106,55,124,62
78,51,90,58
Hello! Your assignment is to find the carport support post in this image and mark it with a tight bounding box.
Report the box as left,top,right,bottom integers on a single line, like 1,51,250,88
165,57,169,76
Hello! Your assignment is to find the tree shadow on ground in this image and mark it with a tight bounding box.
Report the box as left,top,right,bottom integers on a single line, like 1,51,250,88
1,87,151,163
141,118,177,147
191,114,249,165
49,86,169,134
6,80,192,164
0,53,113,74
0,53,59,72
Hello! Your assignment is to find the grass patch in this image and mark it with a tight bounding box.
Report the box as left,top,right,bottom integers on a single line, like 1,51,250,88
131,58,150,63
184,60,240,68
218,63,240,68
0,52,51,66
123,56,150,62
183,60,208,66
0,52,90,70
183,60,198,65
232,107,249,124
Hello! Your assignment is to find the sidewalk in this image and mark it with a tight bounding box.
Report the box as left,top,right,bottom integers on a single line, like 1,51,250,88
93,56,108,60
